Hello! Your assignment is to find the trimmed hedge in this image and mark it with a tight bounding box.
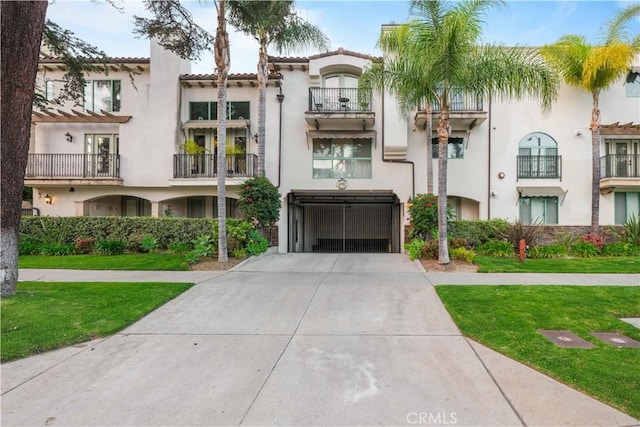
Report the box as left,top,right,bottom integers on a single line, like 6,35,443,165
448,219,509,248
20,217,216,249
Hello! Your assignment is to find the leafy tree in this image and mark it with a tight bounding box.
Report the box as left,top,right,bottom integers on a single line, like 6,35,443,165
371,0,558,264
135,0,232,262
1,2,132,295
227,0,329,177
541,4,640,235
238,177,281,227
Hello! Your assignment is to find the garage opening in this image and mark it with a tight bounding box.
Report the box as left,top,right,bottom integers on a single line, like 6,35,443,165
288,191,401,253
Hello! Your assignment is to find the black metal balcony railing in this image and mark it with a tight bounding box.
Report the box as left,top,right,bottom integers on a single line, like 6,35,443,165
600,154,640,178
25,153,120,178
173,154,257,178
517,155,562,179
308,88,372,113
421,89,484,112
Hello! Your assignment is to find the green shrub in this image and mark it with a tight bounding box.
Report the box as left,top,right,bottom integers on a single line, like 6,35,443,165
238,177,281,227
477,240,514,257
140,236,158,253
611,213,640,246
94,240,125,255
420,238,468,260
225,219,255,251
231,247,247,259
18,238,40,255
528,244,567,259
74,237,95,254
185,234,216,264
553,232,580,250
167,242,191,254
570,241,599,258
448,219,509,248
601,242,640,257
404,238,426,261
39,242,76,256
245,230,269,256
407,194,455,240
450,247,476,263
501,220,543,252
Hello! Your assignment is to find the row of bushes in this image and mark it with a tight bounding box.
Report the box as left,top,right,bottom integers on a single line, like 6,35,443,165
477,239,640,259
19,217,270,260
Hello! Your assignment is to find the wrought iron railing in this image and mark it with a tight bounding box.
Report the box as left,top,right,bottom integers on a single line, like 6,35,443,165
173,154,257,178
25,153,120,178
517,155,562,179
308,88,372,113
421,89,484,112
21,207,40,216
600,154,640,178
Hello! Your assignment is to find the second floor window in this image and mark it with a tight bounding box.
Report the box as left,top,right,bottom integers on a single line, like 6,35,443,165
45,80,54,101
84,80,121,112
431,137,465,159
517,132,560,179
189,101,250,120
313,138,372,179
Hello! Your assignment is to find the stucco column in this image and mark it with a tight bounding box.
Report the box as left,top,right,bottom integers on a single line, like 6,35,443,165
151,202,160,217
74,201,88,216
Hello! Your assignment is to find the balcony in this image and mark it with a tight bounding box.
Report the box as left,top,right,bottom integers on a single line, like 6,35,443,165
517,155,562,180
172,154,257,180
306,88,375,130
600,154,640,192
25,153,122,186
415,90,487,131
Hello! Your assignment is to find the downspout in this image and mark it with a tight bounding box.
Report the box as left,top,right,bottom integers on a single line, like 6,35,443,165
487,94,492,219
381,88,415,197
276,81,284,188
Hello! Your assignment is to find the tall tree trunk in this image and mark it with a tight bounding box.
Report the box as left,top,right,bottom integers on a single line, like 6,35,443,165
215,0,229,262
257,33,268,177
1,1,48,296
590,91,601,235
425,104,434,194
437,102,450,265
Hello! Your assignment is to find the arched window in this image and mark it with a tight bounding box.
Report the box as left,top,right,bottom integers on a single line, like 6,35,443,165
517,132,560,179
322,73,359,89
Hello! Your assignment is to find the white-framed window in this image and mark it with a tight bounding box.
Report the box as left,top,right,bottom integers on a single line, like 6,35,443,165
519,196,558,225
615,192,640,224
626,71,640,97
323,73,359,89
84,80,121,112
189,101,250,120
312,138,372,179
431,137,465,159
45,80,54,101
517,132,560,178
85,133,119,176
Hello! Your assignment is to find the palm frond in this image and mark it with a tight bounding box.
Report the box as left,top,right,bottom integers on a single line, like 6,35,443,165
541,35,591,88
583,43,636,91
602,3,640,45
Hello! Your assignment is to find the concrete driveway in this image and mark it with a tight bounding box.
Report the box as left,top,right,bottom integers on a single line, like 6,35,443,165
2,254,637,426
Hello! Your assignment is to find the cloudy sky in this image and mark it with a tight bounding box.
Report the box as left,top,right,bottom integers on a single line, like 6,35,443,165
45,0,639,75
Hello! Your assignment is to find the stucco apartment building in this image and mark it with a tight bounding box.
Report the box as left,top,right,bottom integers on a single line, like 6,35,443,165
26,39,640,253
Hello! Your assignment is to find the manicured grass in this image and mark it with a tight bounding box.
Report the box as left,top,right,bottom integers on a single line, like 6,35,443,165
1,281,193,362
18,253,189,271
475,255,640,273
436,285,640,418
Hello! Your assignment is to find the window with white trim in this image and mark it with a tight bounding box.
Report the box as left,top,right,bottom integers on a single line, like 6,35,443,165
519,196,558,225
84,80,121,112
312,139,372,179
431,137,465,159
615,192,640,224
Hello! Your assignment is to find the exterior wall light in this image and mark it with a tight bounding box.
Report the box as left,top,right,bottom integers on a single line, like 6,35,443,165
65,132,73,143
44,194,53,204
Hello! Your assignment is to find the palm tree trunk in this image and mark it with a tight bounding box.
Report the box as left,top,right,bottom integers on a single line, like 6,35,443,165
257,33,268,177
1,1,48,296
425,104,434,194
215,0,229,262
437,103,450,265
590,91,601,235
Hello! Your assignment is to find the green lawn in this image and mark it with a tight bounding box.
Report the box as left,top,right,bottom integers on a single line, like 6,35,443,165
436,285,640,418
1,281,193,362
19,253,189,271
475,255,640,273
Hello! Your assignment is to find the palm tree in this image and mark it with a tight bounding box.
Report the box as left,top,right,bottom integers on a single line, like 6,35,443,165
541,4,640,235
227,0,329,177
215,0,230,262
374,0,558,264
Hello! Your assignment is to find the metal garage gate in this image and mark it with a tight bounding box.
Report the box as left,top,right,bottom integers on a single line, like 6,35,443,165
288,192,400,253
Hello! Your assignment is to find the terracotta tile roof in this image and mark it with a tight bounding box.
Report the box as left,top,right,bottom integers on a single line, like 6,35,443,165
180,73,281,80
268,55,309,63
270,48,381,64
309,47,375,61
39,56,150,64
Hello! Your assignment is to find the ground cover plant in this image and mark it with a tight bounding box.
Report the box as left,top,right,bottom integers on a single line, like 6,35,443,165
474,255,640,273
18,253,189,271
436,285,640,418
1,281,193,362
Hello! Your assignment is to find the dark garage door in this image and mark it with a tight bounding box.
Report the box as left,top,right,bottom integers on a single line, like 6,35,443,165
288,192,400,253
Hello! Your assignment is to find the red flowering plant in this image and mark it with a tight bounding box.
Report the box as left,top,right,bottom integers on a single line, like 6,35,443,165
237,177,281,228
407,193,454,240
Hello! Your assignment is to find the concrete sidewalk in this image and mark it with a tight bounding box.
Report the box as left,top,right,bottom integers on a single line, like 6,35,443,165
3,254,638,426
